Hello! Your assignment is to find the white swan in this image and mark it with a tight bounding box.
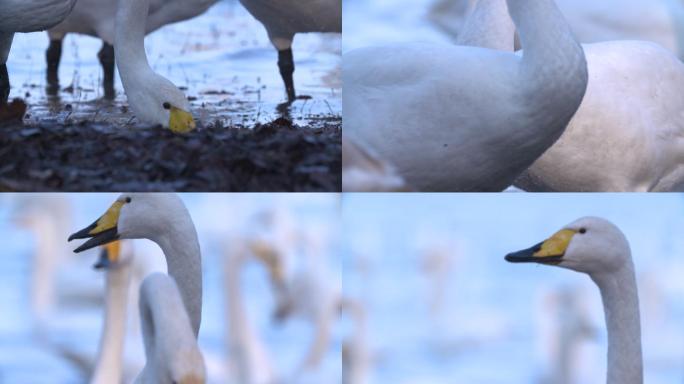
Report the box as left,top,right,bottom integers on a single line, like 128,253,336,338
238,0,341,102
0,0,76,103
44,0,217,98
69,193,206,383
224,239,277,384
114,0,196,132
460,0,684,191
90,241,133,384
343,0,588,192
430,0,684,60
506,217,643,384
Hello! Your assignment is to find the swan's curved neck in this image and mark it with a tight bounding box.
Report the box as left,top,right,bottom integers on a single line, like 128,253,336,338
139,274,199,372
154,221,203,337
115,0,154,83
91,266,131,384
592,262,643,384
457,0,515,51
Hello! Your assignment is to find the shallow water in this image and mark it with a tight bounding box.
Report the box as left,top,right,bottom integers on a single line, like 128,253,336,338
0,194,342,383
6,0,341,127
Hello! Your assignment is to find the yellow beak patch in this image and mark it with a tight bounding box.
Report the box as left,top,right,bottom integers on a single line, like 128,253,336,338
90,201,124,235
105,241,121,263
534,229,577,258
169,106,196,134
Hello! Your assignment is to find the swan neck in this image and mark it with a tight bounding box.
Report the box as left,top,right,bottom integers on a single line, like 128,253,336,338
91,267,131,384
592,262,643,384
155,223,203,337
115,0,153,81
457,0,515,51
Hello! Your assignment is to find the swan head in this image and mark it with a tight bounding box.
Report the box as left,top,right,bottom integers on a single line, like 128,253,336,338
68,193,191,251
93,240,135,270
505,217,631,275
127,74,196,134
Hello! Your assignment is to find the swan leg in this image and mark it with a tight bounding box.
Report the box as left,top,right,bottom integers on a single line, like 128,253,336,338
46,39,63,96
278,48,296,102
98,42,115,99
0,32,13,104
0,64,8,105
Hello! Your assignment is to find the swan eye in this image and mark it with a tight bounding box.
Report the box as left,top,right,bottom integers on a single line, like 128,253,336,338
125,197,132,203
163,102,171,110
579,228,586,234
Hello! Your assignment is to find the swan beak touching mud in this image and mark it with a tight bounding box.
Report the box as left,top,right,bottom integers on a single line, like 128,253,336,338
68,199,125,251
164,102,196,134
94,241,121,269
505,229,579,265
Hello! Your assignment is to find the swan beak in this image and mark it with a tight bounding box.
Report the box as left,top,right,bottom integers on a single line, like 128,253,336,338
94,241,121,269
169,106,196,134
68,201,123,252
505,229,576,264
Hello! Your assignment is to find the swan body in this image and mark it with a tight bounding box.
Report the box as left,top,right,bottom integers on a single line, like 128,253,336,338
343,0,588,191
45,0,217,98
506,217,643,384
69,193,206,383
515,41,684,192
0,0,77,102
431,0,684,60
342,136,410,192
114,0,196,132
239,0,341,101
458,0,684,191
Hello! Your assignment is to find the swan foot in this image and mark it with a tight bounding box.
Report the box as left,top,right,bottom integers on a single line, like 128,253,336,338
0,63,9,104
98,42,115,100
278,48,296,102
46,39,62,96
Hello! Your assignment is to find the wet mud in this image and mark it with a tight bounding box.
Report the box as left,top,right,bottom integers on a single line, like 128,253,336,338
0,114,340,192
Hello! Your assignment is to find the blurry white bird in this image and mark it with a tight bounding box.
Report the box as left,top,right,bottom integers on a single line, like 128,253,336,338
459,0,684,191
223,239,277,384
506,217,643,384
45,0,217,98
0,0,76,103
535,286,596,384
239,0,341,102
343,0,588,191
340,298,370,384
69,193,206,383
430,0,684,60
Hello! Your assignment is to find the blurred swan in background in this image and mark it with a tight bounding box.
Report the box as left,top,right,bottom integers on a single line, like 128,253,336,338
0,0,76,104
344,0,588,191
507,217,643,384
45,0,217,98
430,0,684,60
114,0,196,132
69,193,206,383
340,298,370,384
223,238,277,384
239,0,341,102
535,286,597,384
